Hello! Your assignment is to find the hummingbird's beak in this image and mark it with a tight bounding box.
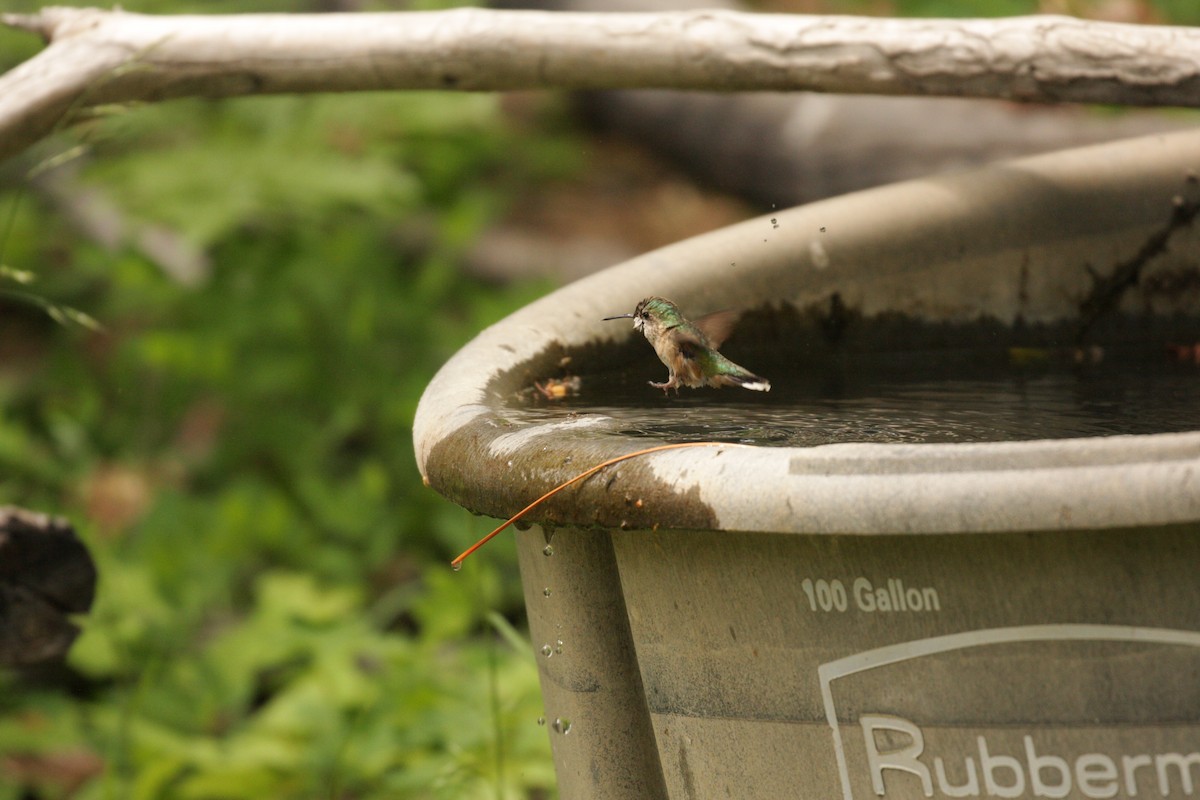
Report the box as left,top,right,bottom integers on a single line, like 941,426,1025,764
602,313,635,321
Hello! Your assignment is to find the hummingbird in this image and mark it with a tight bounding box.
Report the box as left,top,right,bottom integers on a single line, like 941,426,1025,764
603,297,771,393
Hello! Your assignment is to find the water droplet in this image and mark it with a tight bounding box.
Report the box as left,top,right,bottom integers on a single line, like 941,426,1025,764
553,717,573,734
555,638,564,655
543,544,554,557
537,716,546,726
541,644,553,658
506,459,514,468
543,587,552,597
450,561,463,572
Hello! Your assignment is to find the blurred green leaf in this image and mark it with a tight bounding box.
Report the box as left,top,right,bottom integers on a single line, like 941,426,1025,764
1,49,557,799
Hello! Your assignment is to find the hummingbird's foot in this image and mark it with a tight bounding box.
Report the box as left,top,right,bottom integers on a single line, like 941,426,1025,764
649,379,677,394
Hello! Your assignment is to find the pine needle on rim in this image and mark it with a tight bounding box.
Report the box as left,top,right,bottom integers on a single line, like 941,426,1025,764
450,441,743,569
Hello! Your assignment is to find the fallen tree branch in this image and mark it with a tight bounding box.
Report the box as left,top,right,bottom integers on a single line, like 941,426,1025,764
3,7,1200,163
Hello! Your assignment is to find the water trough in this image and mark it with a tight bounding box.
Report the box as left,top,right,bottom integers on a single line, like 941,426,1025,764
414,129,1200,800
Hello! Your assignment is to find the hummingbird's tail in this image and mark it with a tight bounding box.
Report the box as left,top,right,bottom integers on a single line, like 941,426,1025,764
694,347,771,392
711,369,771,392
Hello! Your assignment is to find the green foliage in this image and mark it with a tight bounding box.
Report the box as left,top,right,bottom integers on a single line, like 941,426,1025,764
1151,0,1200,25
0,88,563,799
888,0,1034,16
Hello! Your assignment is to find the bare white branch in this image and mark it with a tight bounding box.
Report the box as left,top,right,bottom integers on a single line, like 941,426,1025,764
4,6,1200,162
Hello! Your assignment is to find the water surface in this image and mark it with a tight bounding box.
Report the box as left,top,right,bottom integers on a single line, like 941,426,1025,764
510,349,1200,447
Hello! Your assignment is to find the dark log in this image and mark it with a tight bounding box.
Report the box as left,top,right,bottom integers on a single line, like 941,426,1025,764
0,507,96,666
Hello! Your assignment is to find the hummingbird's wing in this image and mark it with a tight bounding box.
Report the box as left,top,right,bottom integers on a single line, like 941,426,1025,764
692,310,739,349
674,336,712,388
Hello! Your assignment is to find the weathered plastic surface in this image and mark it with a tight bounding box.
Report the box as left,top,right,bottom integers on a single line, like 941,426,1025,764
414,130,1200,799
516,526,669,800
517,523,1200,798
